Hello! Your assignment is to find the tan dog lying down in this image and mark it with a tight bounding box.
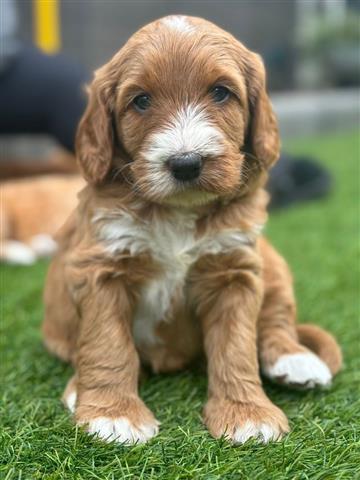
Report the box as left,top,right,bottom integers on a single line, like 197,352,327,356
1,175,84,264
43,15,342,445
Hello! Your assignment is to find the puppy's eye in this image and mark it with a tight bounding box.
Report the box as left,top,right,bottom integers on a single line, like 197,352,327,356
133,94,151,112
211,86,230,103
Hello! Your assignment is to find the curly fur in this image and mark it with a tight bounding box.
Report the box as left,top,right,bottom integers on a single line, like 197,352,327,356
43,15,341,445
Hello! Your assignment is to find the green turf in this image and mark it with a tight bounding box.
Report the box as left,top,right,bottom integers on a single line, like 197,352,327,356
1,130,359,479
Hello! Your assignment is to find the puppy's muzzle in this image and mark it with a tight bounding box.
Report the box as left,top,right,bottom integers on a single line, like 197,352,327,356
168,152,202,182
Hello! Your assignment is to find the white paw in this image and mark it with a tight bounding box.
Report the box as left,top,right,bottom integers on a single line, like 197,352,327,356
2,241,36,265
64,390,77,414
30,234,58,257
85,416,159,445
231,421,281,444
265,352,332,388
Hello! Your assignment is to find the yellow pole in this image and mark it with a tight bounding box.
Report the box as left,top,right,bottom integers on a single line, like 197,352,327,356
33,0,61,53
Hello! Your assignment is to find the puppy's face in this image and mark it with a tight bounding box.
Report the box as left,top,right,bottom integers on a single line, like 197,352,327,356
77,16,280,206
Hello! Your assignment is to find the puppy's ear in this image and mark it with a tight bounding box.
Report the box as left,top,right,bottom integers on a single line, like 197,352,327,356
243,53,280,168
75,71,115,184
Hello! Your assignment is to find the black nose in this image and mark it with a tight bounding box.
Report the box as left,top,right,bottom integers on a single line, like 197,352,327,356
168,152,202,181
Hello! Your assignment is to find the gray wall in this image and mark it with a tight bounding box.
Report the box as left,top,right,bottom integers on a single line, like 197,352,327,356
18,0,296,90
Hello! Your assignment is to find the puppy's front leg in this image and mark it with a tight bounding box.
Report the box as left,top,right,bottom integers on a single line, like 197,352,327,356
191,250,289,444
73,276,159,444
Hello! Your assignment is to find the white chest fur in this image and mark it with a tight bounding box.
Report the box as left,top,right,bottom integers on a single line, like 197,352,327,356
93,208,256,347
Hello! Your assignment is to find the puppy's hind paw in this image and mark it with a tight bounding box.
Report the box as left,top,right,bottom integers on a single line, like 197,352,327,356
64,390,77,414
264,352,332,388
62,375,77,414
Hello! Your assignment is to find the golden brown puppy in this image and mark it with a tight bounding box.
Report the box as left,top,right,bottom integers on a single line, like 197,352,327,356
43,15,342,445
1,175,84,264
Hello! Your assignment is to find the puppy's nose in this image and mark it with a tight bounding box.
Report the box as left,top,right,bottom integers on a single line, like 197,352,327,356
168,152,202,182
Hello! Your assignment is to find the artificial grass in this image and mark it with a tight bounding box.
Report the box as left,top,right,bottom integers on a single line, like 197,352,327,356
1,130,359,479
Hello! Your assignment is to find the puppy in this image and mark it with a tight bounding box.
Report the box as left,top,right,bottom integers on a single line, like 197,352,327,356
1,175,84,264
43,15,342,445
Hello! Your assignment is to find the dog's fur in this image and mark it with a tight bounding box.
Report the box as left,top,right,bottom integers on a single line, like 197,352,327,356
43,15,342,445
1,175,84,264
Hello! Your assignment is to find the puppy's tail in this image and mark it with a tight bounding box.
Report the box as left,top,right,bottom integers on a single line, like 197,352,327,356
296,324,342,375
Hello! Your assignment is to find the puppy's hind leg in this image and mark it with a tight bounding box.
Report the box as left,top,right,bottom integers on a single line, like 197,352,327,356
258,243,333,389
42,255,79,364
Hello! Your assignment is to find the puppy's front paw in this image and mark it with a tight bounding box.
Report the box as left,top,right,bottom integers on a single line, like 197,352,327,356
264,352,332,388
203,397,289,444
85,416,159,444
76,395,159,445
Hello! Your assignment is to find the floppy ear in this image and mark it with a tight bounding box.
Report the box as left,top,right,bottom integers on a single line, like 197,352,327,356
243,53,280,168
75,71,115,184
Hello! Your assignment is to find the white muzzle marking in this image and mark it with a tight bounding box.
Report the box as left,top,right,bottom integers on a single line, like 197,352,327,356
144,105,224,166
